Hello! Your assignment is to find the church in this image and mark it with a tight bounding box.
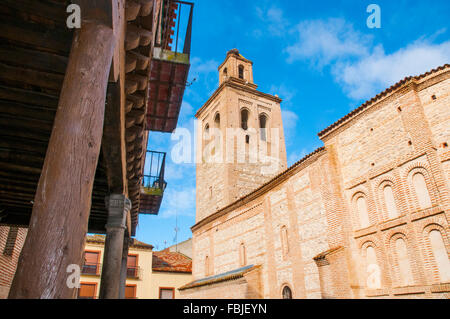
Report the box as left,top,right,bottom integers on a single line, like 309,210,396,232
179,49,450,299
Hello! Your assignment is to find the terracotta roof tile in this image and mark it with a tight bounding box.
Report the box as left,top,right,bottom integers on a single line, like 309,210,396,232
318,64,450,138
152,251,192,273
86,235,153,250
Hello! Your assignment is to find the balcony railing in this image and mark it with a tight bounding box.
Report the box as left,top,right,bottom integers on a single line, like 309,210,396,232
140,151,167,215
126,266,142,279
81,263,102,276
147,0,194,132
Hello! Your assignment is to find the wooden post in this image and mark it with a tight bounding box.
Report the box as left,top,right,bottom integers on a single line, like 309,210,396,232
8,20,117,298
99,194,131,299
118,236,130,299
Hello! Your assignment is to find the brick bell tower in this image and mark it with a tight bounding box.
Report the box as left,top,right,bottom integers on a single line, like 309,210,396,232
195,49,287,223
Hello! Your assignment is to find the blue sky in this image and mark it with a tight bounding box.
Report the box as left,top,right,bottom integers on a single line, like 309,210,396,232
135,0,450,250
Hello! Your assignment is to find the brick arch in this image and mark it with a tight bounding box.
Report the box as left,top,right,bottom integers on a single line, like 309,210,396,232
351,191,371,230
360,237,379,250
280,282,294,299
360,240,385,289
378,179,401,221
386,232,418,287
402,160,430,178
421,223,450,284
405,166,436,211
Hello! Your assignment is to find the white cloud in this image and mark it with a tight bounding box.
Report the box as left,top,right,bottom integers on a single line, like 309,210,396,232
286,18,371,67
186,57,219,102
255,5,290,37
190,57,218,74
285,18,450,100
159,187,196,219
269,84,297,105
281,109,299,132
335,41,450,99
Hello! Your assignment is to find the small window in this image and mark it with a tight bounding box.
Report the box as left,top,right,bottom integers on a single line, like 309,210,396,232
223,68,228,76
78,283,97,299
159,288,175,299
239,243,247,267
127,254,138,278
281,226,289,258
204,124,210,140
205,256,210,276
82,251,100,275
241,109,249,131
259,114,268,141
214,113,220,129
282,286,292,299
238,65,244,79
125,285,137,299
412,172,432,209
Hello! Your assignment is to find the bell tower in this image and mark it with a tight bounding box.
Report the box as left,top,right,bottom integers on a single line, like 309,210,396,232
195,49,287,223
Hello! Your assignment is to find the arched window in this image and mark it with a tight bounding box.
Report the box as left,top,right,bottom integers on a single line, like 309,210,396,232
428,230,450,282
204,123,210,141
213,113,221,152
395,238,414,286
205,256,210,276
383,185,399,219
241,109,249,131
412,172,432,209
282,286,292,299
238,65,244,79
281,226,289,259
214,113,220,129
239,243,247,267
223,67,228,76
259,114,268,141
355,195,370,229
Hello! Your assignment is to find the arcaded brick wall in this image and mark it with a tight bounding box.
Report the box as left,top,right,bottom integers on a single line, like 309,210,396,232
0,226,27,298
187,67,450,299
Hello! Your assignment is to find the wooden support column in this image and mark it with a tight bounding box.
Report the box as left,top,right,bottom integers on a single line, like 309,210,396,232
118,236,131,299
8,2,118,299
99,194,131,299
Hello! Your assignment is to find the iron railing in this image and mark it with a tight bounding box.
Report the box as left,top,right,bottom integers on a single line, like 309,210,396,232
156,0,194,56
142,151,167,196
126,266,142,279
81,263,102,276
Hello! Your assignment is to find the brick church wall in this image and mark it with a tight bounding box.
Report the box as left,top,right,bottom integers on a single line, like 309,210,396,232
186,65,450,299
0,226,27,298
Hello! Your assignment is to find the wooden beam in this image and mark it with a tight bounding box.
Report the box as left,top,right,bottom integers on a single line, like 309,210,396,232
101,0,128,195
0,62,64,91
0,14,72,55
8,2,118,299
0,85,59,108
0,44,68,75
